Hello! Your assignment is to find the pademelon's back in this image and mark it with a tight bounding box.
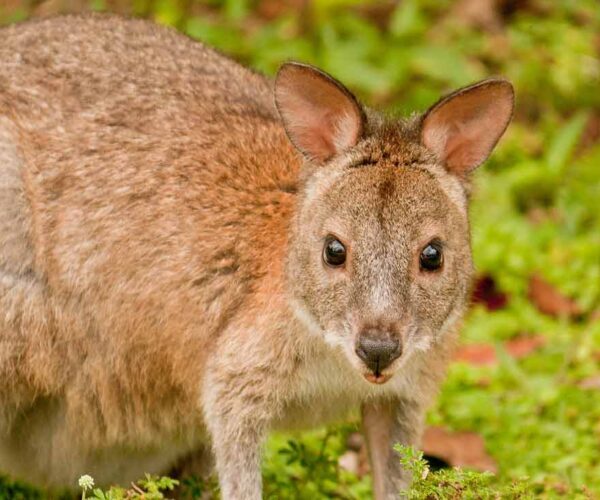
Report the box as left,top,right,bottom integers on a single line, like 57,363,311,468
0,13,299,312
0,14,276,133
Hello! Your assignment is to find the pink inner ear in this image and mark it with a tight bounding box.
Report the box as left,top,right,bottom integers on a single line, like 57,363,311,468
422,80,514,175
275,64,364,163
293,119,336,161
444,122,485,170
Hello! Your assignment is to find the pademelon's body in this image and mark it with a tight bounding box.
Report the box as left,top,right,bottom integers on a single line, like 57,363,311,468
0,14,300,486
0,13,513,498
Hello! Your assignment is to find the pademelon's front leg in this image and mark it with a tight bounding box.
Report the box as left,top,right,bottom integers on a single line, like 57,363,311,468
201,328,291,500
203,386,267,500
362,399,425,499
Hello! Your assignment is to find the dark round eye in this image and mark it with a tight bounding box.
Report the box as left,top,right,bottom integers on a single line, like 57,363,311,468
323,237,346,267
420,242,443,271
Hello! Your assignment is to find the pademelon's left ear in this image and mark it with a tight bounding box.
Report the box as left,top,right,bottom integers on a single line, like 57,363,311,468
421,78,515,176
275,62,366,163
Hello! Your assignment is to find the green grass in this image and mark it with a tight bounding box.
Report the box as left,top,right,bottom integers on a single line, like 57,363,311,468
1,0,599,497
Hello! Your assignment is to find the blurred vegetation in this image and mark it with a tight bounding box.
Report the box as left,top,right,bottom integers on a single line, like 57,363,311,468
1,0,599,498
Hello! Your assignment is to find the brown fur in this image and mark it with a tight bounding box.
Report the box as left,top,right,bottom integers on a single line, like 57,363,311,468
0,14,513,498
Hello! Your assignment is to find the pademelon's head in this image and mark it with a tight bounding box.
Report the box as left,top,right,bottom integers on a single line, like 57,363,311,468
275,62,514,384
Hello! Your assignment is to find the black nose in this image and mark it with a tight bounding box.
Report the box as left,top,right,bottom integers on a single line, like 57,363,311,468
355,337,402,375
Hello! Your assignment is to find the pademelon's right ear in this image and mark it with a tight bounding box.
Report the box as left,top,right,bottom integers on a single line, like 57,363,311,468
275,62,366,164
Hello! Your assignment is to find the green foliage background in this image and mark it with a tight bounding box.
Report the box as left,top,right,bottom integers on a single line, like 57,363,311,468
1,0,599,497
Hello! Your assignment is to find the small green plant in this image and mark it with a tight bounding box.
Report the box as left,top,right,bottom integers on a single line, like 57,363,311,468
396,444,534,499
78,474,179,500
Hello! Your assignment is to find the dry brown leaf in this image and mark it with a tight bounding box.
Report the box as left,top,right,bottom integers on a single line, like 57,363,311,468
528,274,582,318
454,343,497,365
526,207,562,225
578,376,600,390
257,0,308,20
451,0,503,32
338,450,360,475
346,431,364,451
422,426,497,473
343,432,370,478
451,0,534,31
505,335,546,358
352,1,397,30
471,274,509,311
578,112,600,153
454,335,545,366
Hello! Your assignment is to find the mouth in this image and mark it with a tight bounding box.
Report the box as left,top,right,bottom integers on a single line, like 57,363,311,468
363,371,393,384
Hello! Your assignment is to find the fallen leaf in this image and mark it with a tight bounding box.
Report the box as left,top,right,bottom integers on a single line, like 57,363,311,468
352,1,397,30
451,0,503,32
578,376,600,390
338,451,359,475
422,426,497,473
451,0,534,32
504,335,546,358
528,274,582,318
526,206,562,225
345,431,364,451
343,432,370,477
551,482,570,495
578,112,600,154
475,377,493,388
472,274,509,311
453,343,497,365
257,0,308,20
454,335,546,365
